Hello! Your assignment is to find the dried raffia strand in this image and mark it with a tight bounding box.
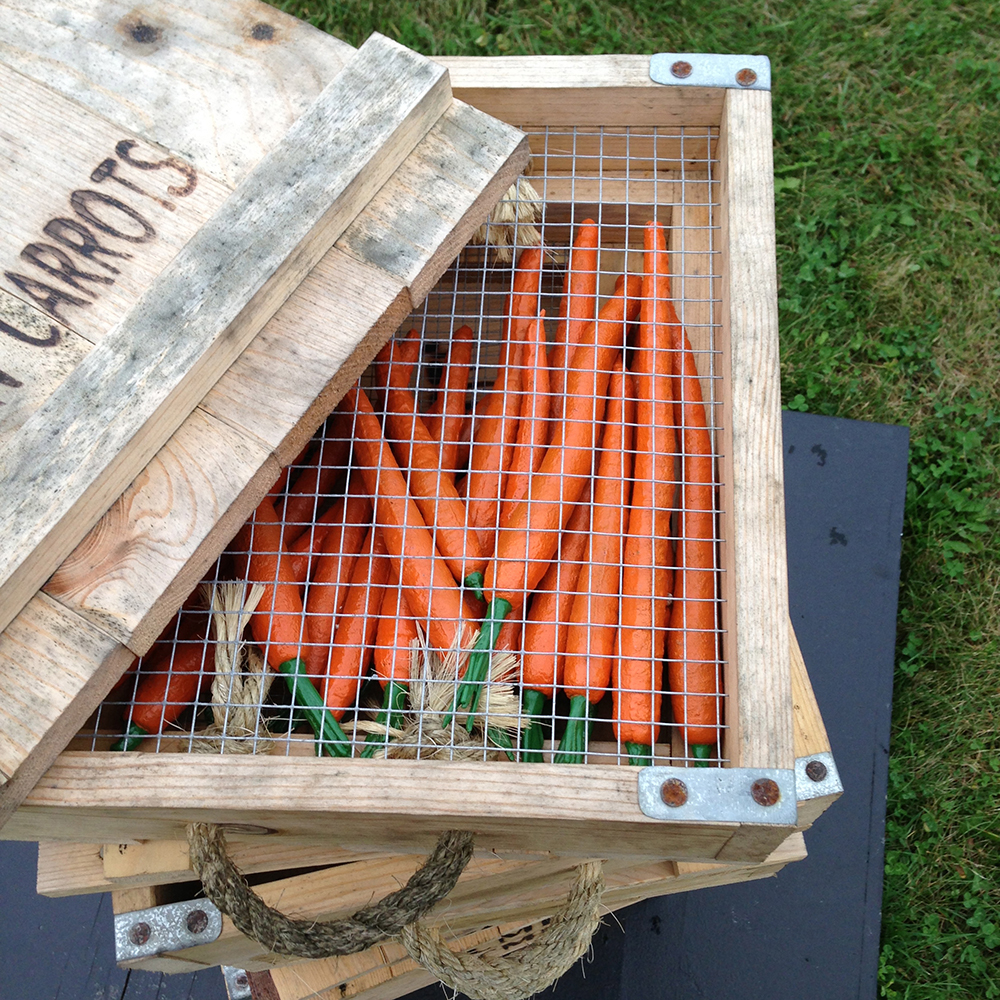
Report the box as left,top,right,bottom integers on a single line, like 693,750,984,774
191,582,271,754
187,824,475,958
398,861,606,1000
471,177,544,263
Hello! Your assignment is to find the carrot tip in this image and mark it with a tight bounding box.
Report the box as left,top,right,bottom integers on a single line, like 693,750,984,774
111,722,148,752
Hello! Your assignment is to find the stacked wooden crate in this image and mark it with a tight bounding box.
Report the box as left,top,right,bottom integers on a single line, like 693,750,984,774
0,3,841,996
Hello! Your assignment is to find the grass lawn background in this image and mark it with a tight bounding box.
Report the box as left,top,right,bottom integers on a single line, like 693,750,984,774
273,2,1000,995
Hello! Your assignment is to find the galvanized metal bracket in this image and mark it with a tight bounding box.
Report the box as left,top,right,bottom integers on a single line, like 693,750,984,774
223,965,253,1000
649,53,772,91
114,898,223,962
637,766,797,825
794,750,843,802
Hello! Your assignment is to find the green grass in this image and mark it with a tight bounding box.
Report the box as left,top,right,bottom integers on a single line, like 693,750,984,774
272,2,1000,993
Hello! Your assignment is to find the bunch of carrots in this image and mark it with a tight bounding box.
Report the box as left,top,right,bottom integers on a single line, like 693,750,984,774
114,219,722,766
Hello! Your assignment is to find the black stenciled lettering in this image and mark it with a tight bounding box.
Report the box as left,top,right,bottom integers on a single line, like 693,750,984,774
21,244,114,294
91,158,175,211
0,369,25,390
1,317,60,347
43,218,130,274
116,140,198,198
3,273,89,323
70,190,155,243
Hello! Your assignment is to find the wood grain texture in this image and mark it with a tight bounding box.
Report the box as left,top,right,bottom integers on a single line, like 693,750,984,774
336,99,531,303
716,87,792,771
259,835,806,994
0,594,133,823
0,62,228,344
0,33,452,636
0,290,89,448
437,55,726,127
0,0,355,187
5,753,751,862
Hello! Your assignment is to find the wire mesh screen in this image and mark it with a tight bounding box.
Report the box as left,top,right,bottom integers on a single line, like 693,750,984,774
83,124,727,768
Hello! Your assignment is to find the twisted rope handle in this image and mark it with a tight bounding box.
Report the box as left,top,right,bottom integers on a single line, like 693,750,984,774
187,823,473,957
188,822,605,997
400,861,605,1000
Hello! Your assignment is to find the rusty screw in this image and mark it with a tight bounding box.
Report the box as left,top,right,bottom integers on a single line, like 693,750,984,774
670,60,693,79
805,759,828,782
750,778,780,807
128,922,151,946
660,777,689,807
235,972,249,987
735,68,758,87
186,909,209,935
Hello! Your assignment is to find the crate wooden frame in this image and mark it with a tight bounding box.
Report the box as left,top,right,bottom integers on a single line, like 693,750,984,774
5,50,794,866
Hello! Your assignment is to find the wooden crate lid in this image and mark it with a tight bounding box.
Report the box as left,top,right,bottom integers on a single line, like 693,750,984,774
0,0,530,827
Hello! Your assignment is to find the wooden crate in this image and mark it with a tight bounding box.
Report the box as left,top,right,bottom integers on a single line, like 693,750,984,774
44,629,833,983
0,0,528,823
3,30,820,871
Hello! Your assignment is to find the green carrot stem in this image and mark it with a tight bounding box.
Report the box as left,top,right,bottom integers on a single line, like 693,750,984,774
361,681,409,758
442,597,511,729
464,571,485,603
487,726,517,762
520,687,548,762
278,659,351,757
691,743,714,767
554,695,590,764
626,741,653,767
111,722,148,752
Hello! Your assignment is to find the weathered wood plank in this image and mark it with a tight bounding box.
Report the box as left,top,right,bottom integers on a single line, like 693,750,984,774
716,87,792,771
5,753,744,862
0,62,227,345
0,34,452,636
0,0,355,187
0,594,133,824
437,56,726,127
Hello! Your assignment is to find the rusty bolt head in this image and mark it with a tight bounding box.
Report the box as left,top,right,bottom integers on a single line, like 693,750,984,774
750,778,780,806
670,60,693,79
805,759,828,782
129,921,151,946
186,908,209,934
736,68,758,87
660,777,689,807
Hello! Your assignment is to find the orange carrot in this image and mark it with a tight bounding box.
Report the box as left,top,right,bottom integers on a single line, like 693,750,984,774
320,526,389,720
500,313,551,526
557,360,635,761
614,221,677,762
518,492,593,758
380,366,487,590
548,220,599,407
289,479,371,584
341,384,476,657
455,275,642,723
423,324,474,477
111,614,212,751
233,497,326,678
667,310,721,761
279,432,352,541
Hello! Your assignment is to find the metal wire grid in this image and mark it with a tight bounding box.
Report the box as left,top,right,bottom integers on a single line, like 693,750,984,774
84,124,727,767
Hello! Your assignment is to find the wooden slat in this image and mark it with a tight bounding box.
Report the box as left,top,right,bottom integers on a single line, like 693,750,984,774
5,753,745,862
0,594,133,825
0,33,452,637
437,56,726,127
715,86,792,773
0,0,355,187
262,835,806,996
